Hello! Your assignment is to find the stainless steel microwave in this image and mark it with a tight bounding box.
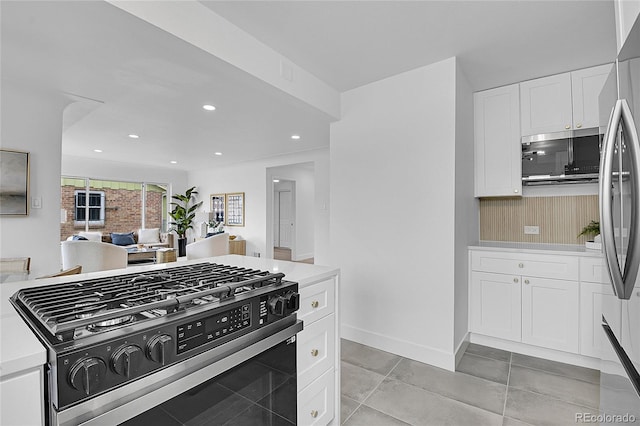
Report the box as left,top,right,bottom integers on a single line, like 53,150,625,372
521,128,602,185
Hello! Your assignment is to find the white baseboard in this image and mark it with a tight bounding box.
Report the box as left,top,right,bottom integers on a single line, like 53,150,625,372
470,333,601,370
341,324,457,371
292,252,313,261
454,333,470,369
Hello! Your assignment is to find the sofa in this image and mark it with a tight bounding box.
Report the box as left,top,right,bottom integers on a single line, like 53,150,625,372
70,229,174,249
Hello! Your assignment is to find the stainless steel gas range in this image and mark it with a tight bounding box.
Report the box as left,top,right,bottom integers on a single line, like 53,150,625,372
10,262,302,425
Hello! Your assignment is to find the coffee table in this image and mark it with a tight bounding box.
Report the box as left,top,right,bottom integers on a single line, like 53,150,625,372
126,247,158,264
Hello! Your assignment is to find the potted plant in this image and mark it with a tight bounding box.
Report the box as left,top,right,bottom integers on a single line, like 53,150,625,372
579,220,601,250
169,186,203,257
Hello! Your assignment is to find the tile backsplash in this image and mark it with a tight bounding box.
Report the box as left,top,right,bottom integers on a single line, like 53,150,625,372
479,195,599,244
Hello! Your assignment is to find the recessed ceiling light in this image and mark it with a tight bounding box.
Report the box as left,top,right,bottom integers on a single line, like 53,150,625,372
170,160,177,164
214,152,223,156
128,134,139,139
94,149,103,153
291,134,301,140
273,179,280,183
203,104,216,111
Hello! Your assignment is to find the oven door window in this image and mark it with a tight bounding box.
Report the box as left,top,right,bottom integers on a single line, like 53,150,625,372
121,339,297,426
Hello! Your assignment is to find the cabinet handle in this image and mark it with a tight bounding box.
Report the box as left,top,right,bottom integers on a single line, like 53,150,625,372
524,279,530,284
518,263,524,268
311,410,319,418
513,278,519,283
311,349,319,357
576,123,582,128
311,300,319,308
565,125,571,129
514,189,519,193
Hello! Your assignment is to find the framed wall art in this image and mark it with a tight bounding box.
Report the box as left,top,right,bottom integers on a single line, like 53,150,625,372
0,149,30,216
225,192,245,226
210,193,225,223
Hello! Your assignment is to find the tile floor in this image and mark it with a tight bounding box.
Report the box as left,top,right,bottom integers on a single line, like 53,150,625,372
340,339,601,426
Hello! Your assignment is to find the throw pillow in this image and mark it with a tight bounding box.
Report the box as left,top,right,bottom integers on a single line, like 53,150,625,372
71,235,88,241
138,228,160,244
111,232,136,246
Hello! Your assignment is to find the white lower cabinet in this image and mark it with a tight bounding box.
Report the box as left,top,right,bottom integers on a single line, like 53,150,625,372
297,314,335,390
580,281,621,361
296,277,338,426
521,276,579,353
298,368,335,426
470,272,522,341
0,367,44,426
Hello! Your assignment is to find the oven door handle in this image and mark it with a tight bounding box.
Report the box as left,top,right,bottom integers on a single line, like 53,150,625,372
55,319,303,426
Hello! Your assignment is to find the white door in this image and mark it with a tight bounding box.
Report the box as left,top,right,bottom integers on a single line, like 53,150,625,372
278,190,292,248
580,282,621,361
571,63,613,129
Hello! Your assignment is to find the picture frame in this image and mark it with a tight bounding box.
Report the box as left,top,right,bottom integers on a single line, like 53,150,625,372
225,192,245,226
0,149,30,216
210,193,226,224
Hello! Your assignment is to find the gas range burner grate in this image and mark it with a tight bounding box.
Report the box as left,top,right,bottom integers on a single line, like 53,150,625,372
12,263,285,341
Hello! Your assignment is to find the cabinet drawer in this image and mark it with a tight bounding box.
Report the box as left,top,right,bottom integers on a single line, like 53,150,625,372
471,250,579,280
580,256,611,284
297,368,335,426
297,314,335,390
298,279,335,324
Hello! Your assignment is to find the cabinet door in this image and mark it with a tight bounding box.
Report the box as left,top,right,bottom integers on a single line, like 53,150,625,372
520,73,573,136
474,84,522,197
580,282,621,360
522,277,579,353
0,368,44,426
571,64,614,130
470,272,521,341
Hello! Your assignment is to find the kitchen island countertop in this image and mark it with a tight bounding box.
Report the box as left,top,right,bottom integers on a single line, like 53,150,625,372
0,255,339,379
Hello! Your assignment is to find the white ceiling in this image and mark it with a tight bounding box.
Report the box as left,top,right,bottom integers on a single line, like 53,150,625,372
1,1,617,171
203,0,617,92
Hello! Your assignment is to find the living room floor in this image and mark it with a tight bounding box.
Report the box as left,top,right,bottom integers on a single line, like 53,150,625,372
340,340,600,425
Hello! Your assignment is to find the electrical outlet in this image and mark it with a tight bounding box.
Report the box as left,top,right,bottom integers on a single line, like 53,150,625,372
524,225,540,235
253,252,261,258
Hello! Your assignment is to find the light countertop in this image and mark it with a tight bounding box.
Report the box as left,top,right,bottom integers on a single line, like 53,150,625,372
469,241,604,257
0,255,339,379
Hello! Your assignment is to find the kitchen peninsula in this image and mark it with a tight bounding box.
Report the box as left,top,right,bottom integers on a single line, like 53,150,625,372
0,255,340,426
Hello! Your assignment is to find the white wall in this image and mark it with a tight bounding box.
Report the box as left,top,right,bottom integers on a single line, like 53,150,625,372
189,149,330,264
0,83,71,276
453,61,478,354
270,163,315,261
331,58,461,369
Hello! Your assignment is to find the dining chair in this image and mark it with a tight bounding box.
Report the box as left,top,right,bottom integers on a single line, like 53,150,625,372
0,257,31,273
37,265,82,279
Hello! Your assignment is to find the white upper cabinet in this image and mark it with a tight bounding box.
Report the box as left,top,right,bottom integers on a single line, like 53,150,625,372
519,64,612,137
615,0,640,53
474,84,522,197
571,64,614,130
520,73,573,136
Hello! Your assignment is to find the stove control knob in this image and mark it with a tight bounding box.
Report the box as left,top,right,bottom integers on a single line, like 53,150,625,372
69,357,107,396
268,296,286,316
147,334,173,365
112,344,143,378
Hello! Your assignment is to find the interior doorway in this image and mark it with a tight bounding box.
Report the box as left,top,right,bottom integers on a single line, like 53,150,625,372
266,162,315,263
274,180,295,250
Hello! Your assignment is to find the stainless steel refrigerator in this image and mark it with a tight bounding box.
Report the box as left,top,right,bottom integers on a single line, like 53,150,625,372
598,14,640,421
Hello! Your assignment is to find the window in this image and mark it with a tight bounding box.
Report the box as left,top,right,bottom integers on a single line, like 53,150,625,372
74,190,105,225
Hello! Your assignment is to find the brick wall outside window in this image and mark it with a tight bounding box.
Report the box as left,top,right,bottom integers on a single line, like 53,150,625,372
61,185,165,241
